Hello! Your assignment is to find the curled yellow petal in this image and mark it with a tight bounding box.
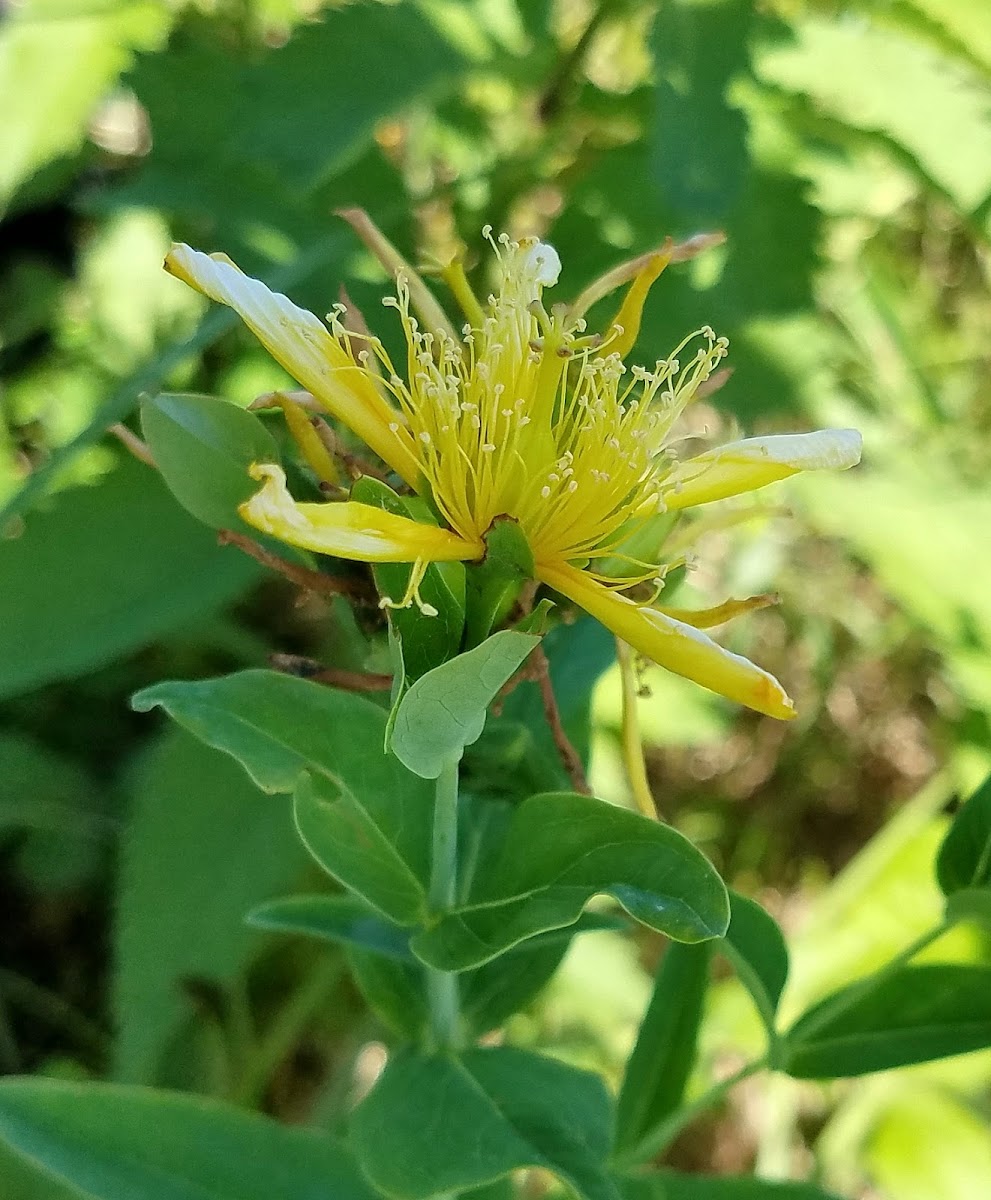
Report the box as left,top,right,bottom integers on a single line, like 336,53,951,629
662,429,862,511
165,244,420,487
537,561,795,720
657,594,778,629
240,464,482,563
607,251,670,360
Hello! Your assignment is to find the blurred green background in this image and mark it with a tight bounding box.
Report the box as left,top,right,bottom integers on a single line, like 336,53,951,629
1,0,990,1196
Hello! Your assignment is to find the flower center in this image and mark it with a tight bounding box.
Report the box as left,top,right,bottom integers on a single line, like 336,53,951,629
331,235,727,570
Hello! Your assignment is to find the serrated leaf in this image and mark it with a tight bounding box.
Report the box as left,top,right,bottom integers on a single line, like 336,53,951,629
412,791,729,970
0,1079,377,1200
757,15,991,214
352,1046,618,1200
614,942,713,1156
783,964,991,1078
141,393,280,530
132,670,433,924
389,630,540,778
937,774,991,895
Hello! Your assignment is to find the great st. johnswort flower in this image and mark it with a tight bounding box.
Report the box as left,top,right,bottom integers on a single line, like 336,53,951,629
165,222,861,719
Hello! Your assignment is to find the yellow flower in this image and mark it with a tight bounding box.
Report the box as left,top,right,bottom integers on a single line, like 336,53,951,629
165,224,861,719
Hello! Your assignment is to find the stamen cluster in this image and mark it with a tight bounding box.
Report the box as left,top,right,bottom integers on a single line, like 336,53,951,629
328,234,727,571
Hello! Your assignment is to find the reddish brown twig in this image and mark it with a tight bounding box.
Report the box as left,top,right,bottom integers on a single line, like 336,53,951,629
217,528,374,602
532,645,590,795
269,654,392,693
110,423,156,467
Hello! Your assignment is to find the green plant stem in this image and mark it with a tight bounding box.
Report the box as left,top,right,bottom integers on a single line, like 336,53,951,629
234,956,342,1107
618,1057,766,1167
427,758,462,1052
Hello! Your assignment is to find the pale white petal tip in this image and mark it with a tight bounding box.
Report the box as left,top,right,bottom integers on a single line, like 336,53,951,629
526,241,561,288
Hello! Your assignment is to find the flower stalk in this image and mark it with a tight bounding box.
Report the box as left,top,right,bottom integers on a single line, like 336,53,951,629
427,758,462,1051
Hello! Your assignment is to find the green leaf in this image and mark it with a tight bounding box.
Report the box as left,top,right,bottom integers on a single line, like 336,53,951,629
114,726,308,1085
721,892,789,1039
783,964,991,1078
352,1046,618,1200
140,393,280,530
756,15,991,215
347,948,427,1042
133,670,434,925
650,0,753,221
0,0,168,209
389,630,540,778
293,773,429,924
351,476,465,679
614,942,713,1156
0,1079,378,1200
0,732,109,890
122,4,463,214
937,774,991,895
464,517,535,646
0,456,260,702
247,893,413,960
412,792,729,970
462,914,622,1035
945,886,991,927
618,1170,842,1198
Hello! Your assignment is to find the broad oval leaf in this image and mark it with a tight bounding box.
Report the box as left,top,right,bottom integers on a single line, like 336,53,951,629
0,1079,378,1200
937,773,991,895
141,392,280,530
352,1046,618,1200
783,963,991,1078
412,792,729,970
247,893,413,960
614,941,713,1157
389,630,540,778
132,670,433,924
293,773,429,924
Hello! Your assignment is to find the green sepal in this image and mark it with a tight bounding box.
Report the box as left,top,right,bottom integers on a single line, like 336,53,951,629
465,516,535,646
350,475,466,679
516,597,556,635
